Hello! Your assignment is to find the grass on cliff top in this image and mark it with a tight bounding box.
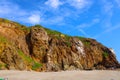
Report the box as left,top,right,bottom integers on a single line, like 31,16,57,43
19,25,31,33
0,18,20,26
34,24,61,35
0,18,85,40
34,25,89,47
0,18,30,33
34,25,72,40
0,18,11,23
17,49,42,70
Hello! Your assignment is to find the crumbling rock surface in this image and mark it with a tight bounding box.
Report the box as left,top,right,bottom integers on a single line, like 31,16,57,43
0,18,119,71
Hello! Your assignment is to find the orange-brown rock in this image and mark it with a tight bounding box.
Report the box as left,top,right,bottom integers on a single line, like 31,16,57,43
0,18,119,71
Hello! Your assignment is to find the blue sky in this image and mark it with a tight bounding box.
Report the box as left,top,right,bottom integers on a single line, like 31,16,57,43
0,0,120,62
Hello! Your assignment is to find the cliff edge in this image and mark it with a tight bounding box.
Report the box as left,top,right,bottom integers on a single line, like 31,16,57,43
0,18,119,71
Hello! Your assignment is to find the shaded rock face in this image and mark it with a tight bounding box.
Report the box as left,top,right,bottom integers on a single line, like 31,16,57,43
0,18,119,71
30,27,48,62
0,45,26,70
0,39,27,70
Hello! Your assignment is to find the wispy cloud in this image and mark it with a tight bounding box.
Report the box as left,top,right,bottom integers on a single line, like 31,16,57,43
104,24,120,33
41,16,65,26
0,0,26,16
100,0,114,28
78,29,90,37
76,18,100,37
41,0,93,27
67,0,92,9
115,0,120,7
94,24,120,39
77,18,100,28
101,0,114,19
45,0,63,9
93,0,120,39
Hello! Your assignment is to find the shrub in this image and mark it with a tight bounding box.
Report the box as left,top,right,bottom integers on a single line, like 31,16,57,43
32,62,42,70
103,52,109,58
0,64,7,69
0,64,2,69
84,41,90,45
20,26,30,32
65,41,71,47
64,35,71,41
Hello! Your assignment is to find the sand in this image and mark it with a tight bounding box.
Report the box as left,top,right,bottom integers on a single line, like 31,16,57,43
0,70,120,80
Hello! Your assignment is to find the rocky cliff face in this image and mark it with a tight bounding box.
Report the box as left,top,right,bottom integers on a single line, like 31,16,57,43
0,18,119,71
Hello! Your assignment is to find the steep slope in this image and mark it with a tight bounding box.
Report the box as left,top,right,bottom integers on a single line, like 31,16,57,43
0,18,119,71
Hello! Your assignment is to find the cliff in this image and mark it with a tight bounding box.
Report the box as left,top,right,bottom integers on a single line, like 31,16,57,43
0,18,119,71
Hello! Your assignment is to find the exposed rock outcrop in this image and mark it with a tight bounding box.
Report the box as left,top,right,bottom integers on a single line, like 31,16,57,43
0,18,119,71
30,27,49,62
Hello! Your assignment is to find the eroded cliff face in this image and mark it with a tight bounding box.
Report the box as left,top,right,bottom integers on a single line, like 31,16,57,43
0,18,119,71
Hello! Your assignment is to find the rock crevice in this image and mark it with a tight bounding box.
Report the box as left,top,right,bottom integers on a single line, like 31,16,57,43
0,18,119,71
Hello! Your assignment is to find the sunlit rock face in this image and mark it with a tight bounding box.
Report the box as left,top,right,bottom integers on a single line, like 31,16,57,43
75,40,85,55
0,18,119,71
109,48,115,54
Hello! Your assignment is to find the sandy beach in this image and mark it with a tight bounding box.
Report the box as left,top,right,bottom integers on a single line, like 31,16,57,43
0,70,120,80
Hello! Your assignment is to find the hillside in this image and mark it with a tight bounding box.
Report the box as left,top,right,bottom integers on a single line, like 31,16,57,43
0,18,119,71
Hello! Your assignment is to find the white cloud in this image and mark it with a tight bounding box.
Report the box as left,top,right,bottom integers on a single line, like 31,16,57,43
67,0,92,9
45,0,62,9
28,14,41,24
0,0,42,25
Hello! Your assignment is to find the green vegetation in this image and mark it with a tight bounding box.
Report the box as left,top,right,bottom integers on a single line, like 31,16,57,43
0,35,9,54
34,24,62,39
65,41,71,47
20,25,31,32
34,24,43,28
0,18,11,23
0,64,7,69
84,41,90,46
35,25,60,34
103,52,109,58
46,29,61,35
0,35,7,43
17,49,42,70
32,62,42,70
76,36,85,40
0,64,2,69
17,49,33,63
64,35,71,41
0,77,4,80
